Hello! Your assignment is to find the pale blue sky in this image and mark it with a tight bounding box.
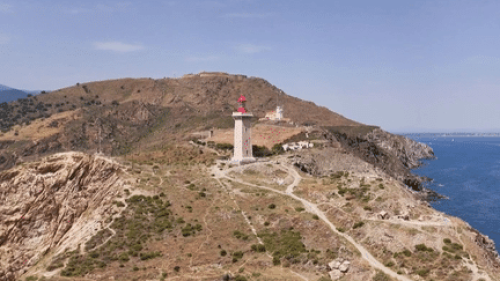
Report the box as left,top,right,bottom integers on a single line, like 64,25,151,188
1,0,499,132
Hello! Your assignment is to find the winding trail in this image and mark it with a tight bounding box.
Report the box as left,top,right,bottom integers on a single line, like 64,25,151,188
213,161,414,281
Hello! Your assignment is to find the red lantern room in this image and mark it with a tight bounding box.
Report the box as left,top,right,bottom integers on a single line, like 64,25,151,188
237,95,247,113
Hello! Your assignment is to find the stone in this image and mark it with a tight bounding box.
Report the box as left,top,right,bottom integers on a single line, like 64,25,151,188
328,260,341,269
378,211,390,220
339,260,350,273
328,269,342,280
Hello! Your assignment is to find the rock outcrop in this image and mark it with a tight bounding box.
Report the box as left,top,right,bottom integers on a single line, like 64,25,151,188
0,152,131,281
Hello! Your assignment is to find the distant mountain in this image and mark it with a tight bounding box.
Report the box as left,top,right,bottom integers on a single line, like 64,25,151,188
0,84,13,91
0,84,39,103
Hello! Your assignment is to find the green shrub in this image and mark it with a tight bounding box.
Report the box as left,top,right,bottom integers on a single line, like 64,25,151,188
312,214,319,220
257,244,266,252
336,227,345,233
402,249,412,257
443,238,451,244
119,252,130,262
220,250,227,256
416,268,430,276
264,221,270,226
89,251,99,258
174,266,180,272
216,143,233,150
268,203,276,209
272,143,284,155
251,244,266,252
258,229,306,262
253,145,272,157
295,207,305,212
140,251,162,260
451,243,463,251
234,275,248,281
415,244,433,252
233,230,250,240
233,251,244,260
272,256,280,265
373,271,390,281
133,266,139,271
25,276,38,281
385,261,394,267
353,221,364,229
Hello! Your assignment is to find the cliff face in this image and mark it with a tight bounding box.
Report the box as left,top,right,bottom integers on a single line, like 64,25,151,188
322,127,435,193
0,152,131,281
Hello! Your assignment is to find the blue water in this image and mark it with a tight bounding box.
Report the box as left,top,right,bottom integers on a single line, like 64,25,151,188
410,137,500,248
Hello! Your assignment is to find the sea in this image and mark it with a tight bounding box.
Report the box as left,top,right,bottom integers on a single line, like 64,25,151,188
407,135,500,249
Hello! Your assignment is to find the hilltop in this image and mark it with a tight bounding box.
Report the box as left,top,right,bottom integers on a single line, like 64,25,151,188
0,84,34,103
0,72,499,281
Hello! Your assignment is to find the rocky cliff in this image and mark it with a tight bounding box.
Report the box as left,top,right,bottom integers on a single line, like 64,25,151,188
0,152,132,281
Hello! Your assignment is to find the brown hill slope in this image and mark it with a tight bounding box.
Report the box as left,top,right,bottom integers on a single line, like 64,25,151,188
0,72,359,171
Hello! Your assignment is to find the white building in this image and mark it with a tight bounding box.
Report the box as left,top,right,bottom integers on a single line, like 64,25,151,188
264,105,283,121
231,95,256,163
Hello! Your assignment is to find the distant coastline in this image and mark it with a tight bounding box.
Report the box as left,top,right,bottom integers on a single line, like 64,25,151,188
403,132,500,138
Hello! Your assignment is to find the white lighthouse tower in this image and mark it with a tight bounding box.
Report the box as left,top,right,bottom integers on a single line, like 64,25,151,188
231,95,256,163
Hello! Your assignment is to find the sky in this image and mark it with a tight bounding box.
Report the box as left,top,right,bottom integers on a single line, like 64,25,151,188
1,0,499,133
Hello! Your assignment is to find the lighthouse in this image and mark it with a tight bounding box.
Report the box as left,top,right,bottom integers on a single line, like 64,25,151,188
231,95,256,163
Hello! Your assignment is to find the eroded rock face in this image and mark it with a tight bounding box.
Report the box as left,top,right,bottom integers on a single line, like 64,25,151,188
473,229,500,267
0,152,130,280
366,129,434,170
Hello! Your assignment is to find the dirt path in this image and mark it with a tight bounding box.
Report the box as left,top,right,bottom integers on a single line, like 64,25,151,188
215,174,309,281
213,162,414,281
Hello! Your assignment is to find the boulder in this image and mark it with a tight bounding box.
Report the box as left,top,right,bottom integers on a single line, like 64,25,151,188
329,269,342,280
378,211,390,220
339,260,350,273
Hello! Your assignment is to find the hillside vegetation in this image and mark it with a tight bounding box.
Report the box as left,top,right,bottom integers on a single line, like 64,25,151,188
0,72,499,281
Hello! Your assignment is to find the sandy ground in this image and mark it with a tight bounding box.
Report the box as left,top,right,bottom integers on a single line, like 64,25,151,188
206,123,303,148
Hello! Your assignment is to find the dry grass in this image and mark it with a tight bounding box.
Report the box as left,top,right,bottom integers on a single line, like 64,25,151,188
0,110,80,141
206,124,303,149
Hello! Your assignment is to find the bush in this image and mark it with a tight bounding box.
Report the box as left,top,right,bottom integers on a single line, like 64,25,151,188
119,252,130,262
258,229,306,262
268,203,276,209
312,214,319,220
220,250,227,256
272,256,281,265
353,221,364,229
215,143,233,150
373,271,390,281
253,145,272,157
257,244,266,252
402,249,412,257
174,266,180,272
25,276,38,281
140,251,162,260
443,238,451,244
233,230,250,240
416,268,430,276
89,251,99,258
295,207,305,212
251,244,266,252
233,251,244,260
272,143,284,155
234,275,248,281
415,244,433,252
